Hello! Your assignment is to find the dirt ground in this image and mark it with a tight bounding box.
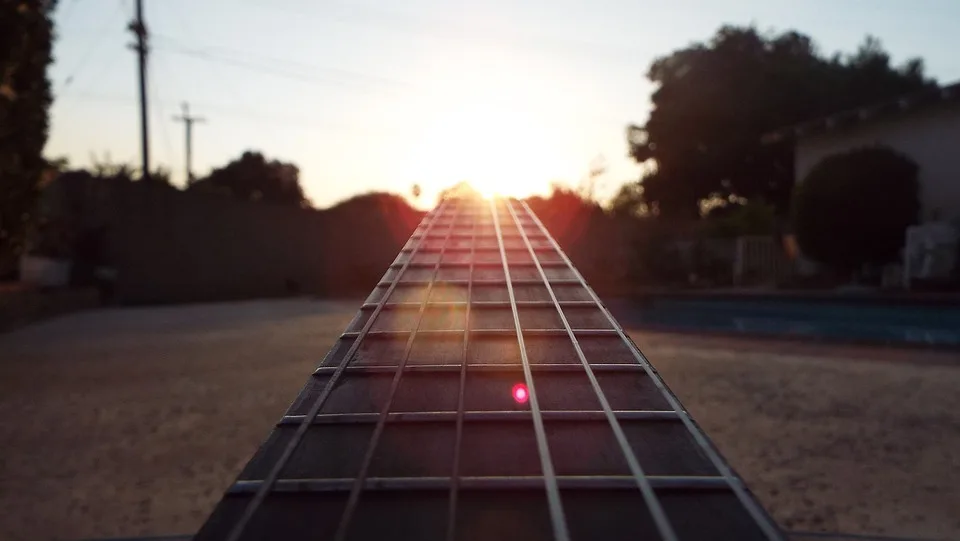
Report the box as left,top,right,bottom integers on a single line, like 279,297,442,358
0,299,958,541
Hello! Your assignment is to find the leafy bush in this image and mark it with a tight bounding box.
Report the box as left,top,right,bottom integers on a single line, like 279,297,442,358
0,2,57,275
703,200,777,238
793,146,919,273
188,151,307,207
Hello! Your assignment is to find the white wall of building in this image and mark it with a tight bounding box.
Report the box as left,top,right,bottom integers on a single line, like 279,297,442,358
795,103,960,222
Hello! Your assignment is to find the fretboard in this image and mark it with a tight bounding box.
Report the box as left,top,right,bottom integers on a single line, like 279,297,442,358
195,195,784,541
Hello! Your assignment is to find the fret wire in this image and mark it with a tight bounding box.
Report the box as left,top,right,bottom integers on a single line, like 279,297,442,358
490,198,571,541
333,201,465,540
505,200,679,541
223,201,451,541
519,199,785,540
446,198,481,541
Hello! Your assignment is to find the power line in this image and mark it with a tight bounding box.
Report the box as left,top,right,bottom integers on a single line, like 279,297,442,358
234,0,642,64
60,91,134,104
57,0,83,28
154,45,327,85
148,26,629,120
150,35,412,92
155,1,228,102
62,91,358,133
162,0,200,40
149,46,187,135
59,0,128,92
149,63,175,177
153,46,395,93
62,81,628,133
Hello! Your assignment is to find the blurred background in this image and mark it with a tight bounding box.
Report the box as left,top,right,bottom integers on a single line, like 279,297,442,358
2,1,960,540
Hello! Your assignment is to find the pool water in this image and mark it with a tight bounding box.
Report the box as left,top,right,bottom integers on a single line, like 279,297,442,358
616,297,960,347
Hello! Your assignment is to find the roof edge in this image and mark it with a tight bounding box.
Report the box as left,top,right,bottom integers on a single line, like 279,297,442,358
761,81,960,145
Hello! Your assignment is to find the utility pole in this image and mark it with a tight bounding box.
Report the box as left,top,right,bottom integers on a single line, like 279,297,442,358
173,102,206,183
129,0,150,181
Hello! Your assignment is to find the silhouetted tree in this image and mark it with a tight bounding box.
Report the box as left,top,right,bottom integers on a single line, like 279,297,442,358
793,147,919,274
579,155,606,201
609,182,647,217
89,153,173,187
28,162,174,262
189,151,307,207
0,0,57,273
526,186,639,291
322,192,424,292
702,199,777,238
627,27,934,219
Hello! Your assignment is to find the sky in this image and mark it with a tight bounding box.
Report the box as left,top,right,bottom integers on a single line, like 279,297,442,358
47,0,960,209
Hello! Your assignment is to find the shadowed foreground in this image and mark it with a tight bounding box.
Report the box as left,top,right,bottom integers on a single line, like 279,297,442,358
0,299,958,541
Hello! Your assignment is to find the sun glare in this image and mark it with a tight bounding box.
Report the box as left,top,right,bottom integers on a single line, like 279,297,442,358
476,177,526,199
401,103,559,203
512,383,529,404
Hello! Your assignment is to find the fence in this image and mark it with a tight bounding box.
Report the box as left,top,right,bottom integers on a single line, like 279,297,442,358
91,181,418,304
733,235,794,286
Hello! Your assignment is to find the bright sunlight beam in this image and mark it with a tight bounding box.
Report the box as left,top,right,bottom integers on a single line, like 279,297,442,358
400,102,560,203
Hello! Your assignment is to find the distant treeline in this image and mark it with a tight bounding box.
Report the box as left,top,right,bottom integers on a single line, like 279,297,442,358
5,6,937,292
33,169,424,302
35,162,766,301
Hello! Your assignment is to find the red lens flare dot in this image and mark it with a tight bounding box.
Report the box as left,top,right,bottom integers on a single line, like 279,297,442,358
512,383,529,404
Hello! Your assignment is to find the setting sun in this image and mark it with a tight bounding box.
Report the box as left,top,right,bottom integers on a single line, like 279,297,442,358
400,102,561,203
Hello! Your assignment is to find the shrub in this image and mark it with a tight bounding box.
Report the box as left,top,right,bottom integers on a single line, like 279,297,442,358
0,3,57,276
703,200,777,238
793,146,919,274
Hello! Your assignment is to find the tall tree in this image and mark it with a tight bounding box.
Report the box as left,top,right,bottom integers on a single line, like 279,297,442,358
626,27,934,219
0,0,57,271
189,151,308,207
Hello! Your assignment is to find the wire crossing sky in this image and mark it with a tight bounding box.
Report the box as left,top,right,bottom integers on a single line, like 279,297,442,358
48,0,960,208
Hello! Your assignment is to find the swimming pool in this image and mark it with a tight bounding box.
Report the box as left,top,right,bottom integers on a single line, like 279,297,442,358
613,296,960,347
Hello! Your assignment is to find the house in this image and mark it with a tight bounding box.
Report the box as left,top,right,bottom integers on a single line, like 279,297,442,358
764,81,960,223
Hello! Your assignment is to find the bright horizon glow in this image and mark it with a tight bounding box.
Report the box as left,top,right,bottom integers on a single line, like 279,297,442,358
46,0,960,210
399,102,562,203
